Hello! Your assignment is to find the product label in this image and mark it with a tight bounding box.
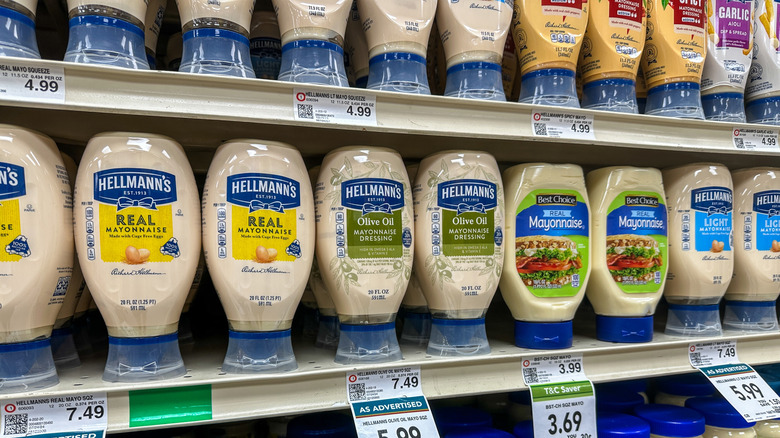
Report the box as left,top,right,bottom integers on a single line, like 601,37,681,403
436,179,497,257
580,0,645,83
713,0,752,48
0,58,66,104
688,186,733,252
701,0,753,90
0,393,108,438
542,0,586,18
342,178,405,259
250,37,281,80
745,0,780,100
0,162,26,263
753,190,780,250
514,189,590,297
675,0,707,29
610,0,645,25
225,173,301,263
93,168,178,265
605,191,668,292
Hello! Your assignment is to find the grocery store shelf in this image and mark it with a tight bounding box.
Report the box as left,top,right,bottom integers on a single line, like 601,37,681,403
2,60,780,172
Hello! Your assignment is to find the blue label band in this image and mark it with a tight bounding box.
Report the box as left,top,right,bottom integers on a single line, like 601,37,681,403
0,338,50,353
446,61,501,75
582,78,636,89
69,15,144,38
0,6,35,28
282,39,343,55
437,179,497,214
521,68,575,81
341,178,404,214
108,333,178,345
227,173,300,212
228,329,291,340
0,161,25,200
369,52,426,66
647,82,701,95
94,168,177,209
183,28,248,44
340,322,395,332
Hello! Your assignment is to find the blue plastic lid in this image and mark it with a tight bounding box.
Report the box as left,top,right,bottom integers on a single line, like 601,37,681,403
656,373,715,397
0,338,59,393
597,412,651,438
519,68,579,108
597,379,648,395
665,304,722,337
513,420,533,438
444,62,505,101
428,318,490,356
701,92,746,122
596,389,646,414
746,96,780,125
581,78,638,113
335,322,402,364
282,39,343,54
222,329,296,374
287,412,357,437
685,397,756,429
514,320,573,349
434,406,493,435
723,300,779,332
596,315,653,343
103,333,185,382
183,28,248,44
644,82,704,119
633,405,705,437
446,427,514,438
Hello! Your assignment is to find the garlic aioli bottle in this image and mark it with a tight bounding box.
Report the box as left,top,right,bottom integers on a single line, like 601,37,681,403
500,163,591,350
314,146,413,364
144,0,167,69
358,0,437,94
176,0,256,77
662,164,733,337
250,10,282,80
436,0,513,101
414,151,503,357
345,1,369,88
74,133,200,382
64,0,150,69
203,140,313,373
0,0,41,58
586,167,668,343
723,168,780,331
0,126,72,393
745,0,780,124
272,0,351,86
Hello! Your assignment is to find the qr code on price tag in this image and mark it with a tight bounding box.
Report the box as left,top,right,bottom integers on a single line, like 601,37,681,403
3,413,28,435
297,104,313,119
522,367,540,385
348,383,366,401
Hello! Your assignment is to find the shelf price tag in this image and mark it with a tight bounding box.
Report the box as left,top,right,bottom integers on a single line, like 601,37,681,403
732,128,779,151
346,366,439,438
522,354,597,438
0,392,107,438
0,58,65,104
294,89,377,127
531,109,595,140
689,341,780,422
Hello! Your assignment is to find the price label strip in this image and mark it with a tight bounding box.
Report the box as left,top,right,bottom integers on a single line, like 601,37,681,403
732,128,779,151
522,354,597,438
689,341,780,422
293,89,377,126
0,58,65,104
346,366,439,438
531,109,595,140
0,392,107,438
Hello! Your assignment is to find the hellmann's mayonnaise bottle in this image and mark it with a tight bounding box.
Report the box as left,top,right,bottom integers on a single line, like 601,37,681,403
74,133,201,382
0,125,73,393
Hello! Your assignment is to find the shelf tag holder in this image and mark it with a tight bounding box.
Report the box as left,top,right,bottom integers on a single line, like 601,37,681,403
346,366,440,438
689,340,780,421
293,88,377,126
530,109,595,140
522,354,597,438
0,58,65,104
0,392,107,437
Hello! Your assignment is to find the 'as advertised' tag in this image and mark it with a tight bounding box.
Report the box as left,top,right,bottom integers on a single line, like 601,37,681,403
293,89,377,126
0,392,107,438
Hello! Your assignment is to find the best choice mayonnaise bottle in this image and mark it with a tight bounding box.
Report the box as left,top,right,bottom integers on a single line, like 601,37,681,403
413,151,504,357
0,125,73,393
74,133,200,382
723,168,780,331
586,167,668,343
745,0,780,124
203,140,314,373
315,146,413,364
662,164,733,337
500,163,591,350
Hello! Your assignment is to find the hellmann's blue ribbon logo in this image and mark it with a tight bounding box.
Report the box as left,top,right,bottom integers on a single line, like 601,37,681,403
691,187,732,215
94,168,176,208
227,173,300,212
754,190,780,217
362,202,392,215
438,179,497,215
0,162,26,200
117,196,156,211
342,178,404,214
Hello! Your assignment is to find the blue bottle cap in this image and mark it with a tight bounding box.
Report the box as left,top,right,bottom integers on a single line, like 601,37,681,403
400,308,432,347
597,379,648,395
597,412,651,438
64,15,149,69
596,315,653,343
685,397,756,429
446,427,514,438
513,420,534,438
701,92,746,122
514,320,572,350
103,333,186,382
633,405,705,438
367,52,431,94
315,314,340,349
0,5,40,59
722,300,779,332
596,389,646,414
665,304,722,337
0,338,58,393
179,28,254,77
278,39,349,86
222,329,297,374
746,96,780,125
519,68,579,107
645,82,704,119
656,373,715,397
51,327,81,369
335,322,402,364
287,412,357,437
433,406,493,435
428,318,490,356
444,61,506,101
581,78,639,113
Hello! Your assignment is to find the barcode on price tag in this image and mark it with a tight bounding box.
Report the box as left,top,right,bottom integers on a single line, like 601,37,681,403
732,128,779,151
522,354,586,385
293,89,376,126
531,109,595,140
0,392,107,437
0,59,65,104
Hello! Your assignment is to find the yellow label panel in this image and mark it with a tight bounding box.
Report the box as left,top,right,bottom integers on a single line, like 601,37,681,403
0,199,21,262
100,204,174,263
231,205,297,262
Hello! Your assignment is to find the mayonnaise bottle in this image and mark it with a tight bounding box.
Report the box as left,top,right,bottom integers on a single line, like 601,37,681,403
64,0,150,69
700,0,754,121
74,133,200,382
586,167,668,343
511,0,589,107
144,0,167,69
662,164,733,337
0,0,41,58
250,10,282,80
166,31,183,71
176,0,255,77
178,252,204,344
345,1,369,88
634,405,706,438
314,146,413,364
757,421,780,438
686,397,758,438
500,163,591,349
745,0,780,124
579,0,647,113
435,0,513,101
358,0,437,94
0,126,72,393
414,151,503,357
655,373,716,406
723,168,780,331
273,0,351,86
641,0,706,118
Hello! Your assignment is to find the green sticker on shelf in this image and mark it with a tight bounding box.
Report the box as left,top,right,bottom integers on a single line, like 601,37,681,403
129,385,212,427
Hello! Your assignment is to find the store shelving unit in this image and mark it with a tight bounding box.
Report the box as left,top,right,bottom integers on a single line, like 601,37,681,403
2,60,780,433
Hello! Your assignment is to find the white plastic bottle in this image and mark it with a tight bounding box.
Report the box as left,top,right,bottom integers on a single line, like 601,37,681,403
74,133,200,382
0,125,73,393
0,0,41,58
202,140,314,373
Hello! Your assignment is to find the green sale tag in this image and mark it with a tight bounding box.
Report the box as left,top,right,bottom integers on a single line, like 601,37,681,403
129,385,212,427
